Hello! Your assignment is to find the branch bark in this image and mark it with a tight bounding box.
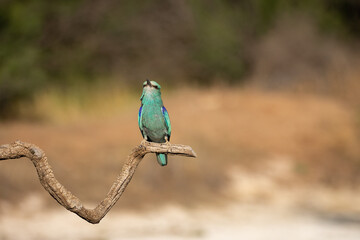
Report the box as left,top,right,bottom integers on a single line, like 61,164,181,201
0,140,196,224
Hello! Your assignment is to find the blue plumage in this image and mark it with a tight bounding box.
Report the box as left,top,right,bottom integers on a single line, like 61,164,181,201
139,106,143,118
161,106,171,140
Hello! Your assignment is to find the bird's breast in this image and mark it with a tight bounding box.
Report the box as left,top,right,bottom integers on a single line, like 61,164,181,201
141,104,167,142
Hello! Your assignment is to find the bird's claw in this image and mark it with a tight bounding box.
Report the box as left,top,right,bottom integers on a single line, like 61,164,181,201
164,136,170,146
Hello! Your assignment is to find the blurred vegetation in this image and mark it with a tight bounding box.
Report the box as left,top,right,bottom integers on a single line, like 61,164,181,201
0,0,359,118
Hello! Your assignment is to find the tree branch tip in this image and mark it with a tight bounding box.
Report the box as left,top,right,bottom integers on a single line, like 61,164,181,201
0,144,10,149
140,140,197,158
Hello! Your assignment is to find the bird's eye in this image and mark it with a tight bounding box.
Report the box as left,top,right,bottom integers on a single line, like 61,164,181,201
154,85,159,89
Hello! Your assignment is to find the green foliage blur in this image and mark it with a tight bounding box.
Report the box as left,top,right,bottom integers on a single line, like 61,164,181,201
0,0,359,118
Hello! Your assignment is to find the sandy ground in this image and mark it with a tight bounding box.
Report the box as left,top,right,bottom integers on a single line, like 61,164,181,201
1,165,360,240
1,194,360,240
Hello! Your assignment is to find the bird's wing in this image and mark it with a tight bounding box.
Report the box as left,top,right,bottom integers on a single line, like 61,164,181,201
161,106,171,139
138,105,144,138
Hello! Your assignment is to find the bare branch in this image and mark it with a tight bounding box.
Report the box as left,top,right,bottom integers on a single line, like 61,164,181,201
0,140,196,224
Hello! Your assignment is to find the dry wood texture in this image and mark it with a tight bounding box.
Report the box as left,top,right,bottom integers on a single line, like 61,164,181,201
0,140,196,224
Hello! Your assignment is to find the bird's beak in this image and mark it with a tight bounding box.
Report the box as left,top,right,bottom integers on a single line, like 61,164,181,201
146,79,152,87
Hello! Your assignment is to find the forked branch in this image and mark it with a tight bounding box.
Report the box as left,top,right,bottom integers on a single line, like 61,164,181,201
0,140,196,224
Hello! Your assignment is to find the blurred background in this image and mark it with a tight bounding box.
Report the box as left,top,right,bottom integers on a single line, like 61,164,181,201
1,0,360,239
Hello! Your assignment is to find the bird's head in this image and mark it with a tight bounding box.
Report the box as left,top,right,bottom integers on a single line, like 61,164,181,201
141,79,162,100
143,79,161,91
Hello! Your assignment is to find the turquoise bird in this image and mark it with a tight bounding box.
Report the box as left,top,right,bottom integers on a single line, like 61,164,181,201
138,79,171,166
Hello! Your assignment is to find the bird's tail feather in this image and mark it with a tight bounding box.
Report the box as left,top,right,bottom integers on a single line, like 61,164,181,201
156,153,167,166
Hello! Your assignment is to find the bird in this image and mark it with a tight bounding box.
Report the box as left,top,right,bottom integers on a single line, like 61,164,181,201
138,79,171,166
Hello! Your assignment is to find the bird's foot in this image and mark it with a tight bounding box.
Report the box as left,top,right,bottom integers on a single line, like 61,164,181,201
164,136,171,146
140,139,148,146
